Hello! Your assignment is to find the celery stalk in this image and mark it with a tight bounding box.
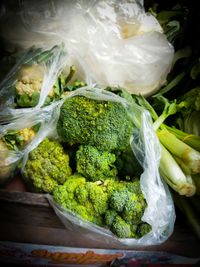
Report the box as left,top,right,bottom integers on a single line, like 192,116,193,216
165,125,200,152
158,129,200,174
159,144,196,197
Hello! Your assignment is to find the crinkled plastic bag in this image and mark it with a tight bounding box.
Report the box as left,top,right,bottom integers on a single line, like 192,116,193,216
0,44,175,246
0,45,66,183
44,86,175,246
0,0,174,96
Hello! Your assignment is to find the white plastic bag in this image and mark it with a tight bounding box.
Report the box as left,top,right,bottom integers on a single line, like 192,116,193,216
0,0,174,96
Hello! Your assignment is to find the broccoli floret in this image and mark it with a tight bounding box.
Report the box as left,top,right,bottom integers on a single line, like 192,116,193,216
57,95,133,151
53,176,150,238
137,223,152,238
109,189,129,213
76,145,118,181
24,138,72,193
106,178,148,231
53,174,108,226
104,210,118,227
178,87,200,113
105,209,138,238
176,87,200,135
111,215,132,238
122,193,146,224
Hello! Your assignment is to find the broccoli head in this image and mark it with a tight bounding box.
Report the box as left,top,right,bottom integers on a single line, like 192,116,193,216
137,223,152,238
104,210,138,239
57,95,133,151
104,178,149,237
76,145,118,181
53,174,108,226
24,138,72,193
111,215,132,238
53,175,151,238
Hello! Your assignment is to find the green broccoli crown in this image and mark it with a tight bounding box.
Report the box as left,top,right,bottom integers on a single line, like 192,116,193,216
57,95,133,151
122,193,146,224
109,189,129,213
24,138,72,193
111,215,132,238
137,223,152,238
53,175,150,238
53,174,108,226
76,145,118,181
105,178,147,228
104,210,118,227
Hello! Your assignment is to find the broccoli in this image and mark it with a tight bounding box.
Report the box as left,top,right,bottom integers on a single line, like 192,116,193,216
53,174,108,226
24,138,72,193
53,175,151,238
57,95,133,151
137,223,152,238
76,145,118,181
111,215,132,238
107,179,147,225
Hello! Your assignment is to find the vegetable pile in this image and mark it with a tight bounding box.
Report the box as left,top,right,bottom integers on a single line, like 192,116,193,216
0,0,199,243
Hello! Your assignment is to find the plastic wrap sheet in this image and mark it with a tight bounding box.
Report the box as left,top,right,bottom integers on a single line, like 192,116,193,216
0,0,174,96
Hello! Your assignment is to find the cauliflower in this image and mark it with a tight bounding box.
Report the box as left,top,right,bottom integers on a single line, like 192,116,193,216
15,64,55,107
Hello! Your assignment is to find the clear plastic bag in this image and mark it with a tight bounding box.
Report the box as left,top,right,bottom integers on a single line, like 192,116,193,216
0,45,66,183
0,46,175,245
0,44,66,113
0,0,174,96
0,0,176,245
44,86,175,246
